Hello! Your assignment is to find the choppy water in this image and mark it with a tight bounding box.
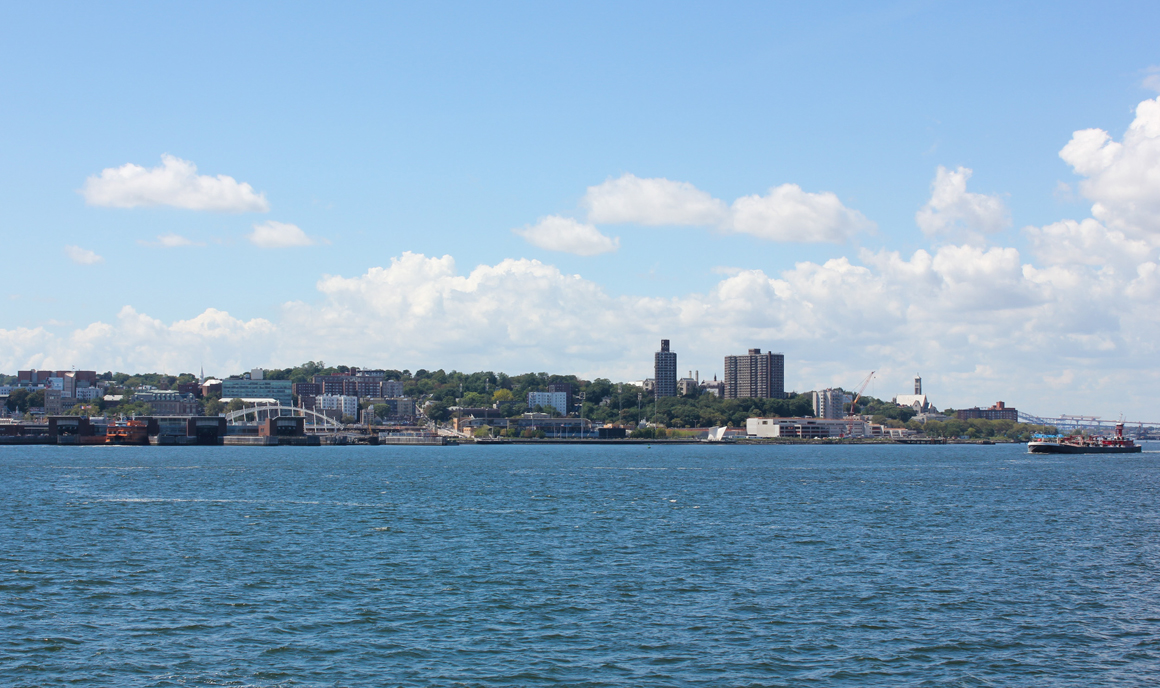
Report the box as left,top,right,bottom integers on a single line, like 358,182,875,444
2,443,1159,686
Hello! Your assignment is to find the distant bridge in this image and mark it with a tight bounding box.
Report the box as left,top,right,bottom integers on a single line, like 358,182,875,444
224,403,342,430
1017,412,1160,437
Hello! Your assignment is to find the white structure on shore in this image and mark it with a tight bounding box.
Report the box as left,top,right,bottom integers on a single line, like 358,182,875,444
747,417,882,439
317,394,358,418
894,374,932,412
527,391,568,414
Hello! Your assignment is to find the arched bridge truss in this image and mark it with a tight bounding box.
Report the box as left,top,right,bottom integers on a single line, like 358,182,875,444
224,403,342,429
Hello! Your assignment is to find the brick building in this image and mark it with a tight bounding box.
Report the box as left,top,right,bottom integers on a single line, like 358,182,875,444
956,401,1018,421
724,349,785,400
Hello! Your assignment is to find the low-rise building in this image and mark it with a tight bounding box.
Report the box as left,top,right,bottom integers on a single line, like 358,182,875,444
316,394,358,418
630,378,656,393
44,389,63,415
75,387,103,401
700,376,724,397
956,401,1017,421
365,397,417,420
312,371,394,398
746,416,873,439
292,382,320,410
913,412,948,423
134,391,200,416
221,378,292,406
527,391,569,415
461,413,596,438
677,372,699,396
177,382,201,397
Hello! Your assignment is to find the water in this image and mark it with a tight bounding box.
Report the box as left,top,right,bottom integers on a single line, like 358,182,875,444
2,443,1159,686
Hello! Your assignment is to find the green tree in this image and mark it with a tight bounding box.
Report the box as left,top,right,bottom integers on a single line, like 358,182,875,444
426,401,453,422
203,396,225,416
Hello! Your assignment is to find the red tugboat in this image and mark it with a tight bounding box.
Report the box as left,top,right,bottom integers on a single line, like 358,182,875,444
1028,423,1141,454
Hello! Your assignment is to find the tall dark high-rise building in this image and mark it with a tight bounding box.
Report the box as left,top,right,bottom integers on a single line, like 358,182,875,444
723,348,785,399
654,339,677,398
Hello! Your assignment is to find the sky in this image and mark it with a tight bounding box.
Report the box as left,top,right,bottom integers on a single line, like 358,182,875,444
2,1,1160,419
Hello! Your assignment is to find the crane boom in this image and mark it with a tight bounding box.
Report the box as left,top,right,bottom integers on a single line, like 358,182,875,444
849,370,876,417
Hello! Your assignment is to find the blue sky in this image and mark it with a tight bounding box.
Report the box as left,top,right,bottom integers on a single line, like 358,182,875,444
2,1,1160,417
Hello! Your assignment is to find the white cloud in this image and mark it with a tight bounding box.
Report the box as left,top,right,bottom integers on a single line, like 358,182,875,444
81,154,269,212
513,215,620,256
1059,96,1160,235
915,166,1010,239
248,221,315,248
1025,218,1156,270
64,245,103,265
13,104,1160,418
728,184,875,243
1143,66,1160,94
9,241,1160,418
138,233,203,248
583,174,728,226
579,174,871,243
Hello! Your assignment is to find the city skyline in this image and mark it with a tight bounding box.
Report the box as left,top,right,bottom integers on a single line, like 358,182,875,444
2,3,1160,418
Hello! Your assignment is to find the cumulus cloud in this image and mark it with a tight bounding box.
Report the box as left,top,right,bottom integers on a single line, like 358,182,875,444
248,221,315,248
1059,96,1160,235
0,306,276,377
1025,218,1155,270
64,245,103,265
513,215,620,256
81,154,269,212
8,242,1160,417
579,173,870,243
14,104,1160,417
915,166,1010,239
728,184,875,243
583,174,729,226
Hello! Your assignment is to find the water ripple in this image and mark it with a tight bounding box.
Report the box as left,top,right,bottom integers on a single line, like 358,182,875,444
2,443,1159,686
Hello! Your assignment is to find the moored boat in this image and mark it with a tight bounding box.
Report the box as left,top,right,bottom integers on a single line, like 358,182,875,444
106,420,150,445
1028,423,1141,454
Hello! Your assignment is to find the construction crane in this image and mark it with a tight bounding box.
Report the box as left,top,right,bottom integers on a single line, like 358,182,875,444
849,370,876,416
844,370,876,438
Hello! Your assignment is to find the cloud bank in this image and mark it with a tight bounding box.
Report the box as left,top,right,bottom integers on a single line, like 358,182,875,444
82,155,270,212
6,229,1160,416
